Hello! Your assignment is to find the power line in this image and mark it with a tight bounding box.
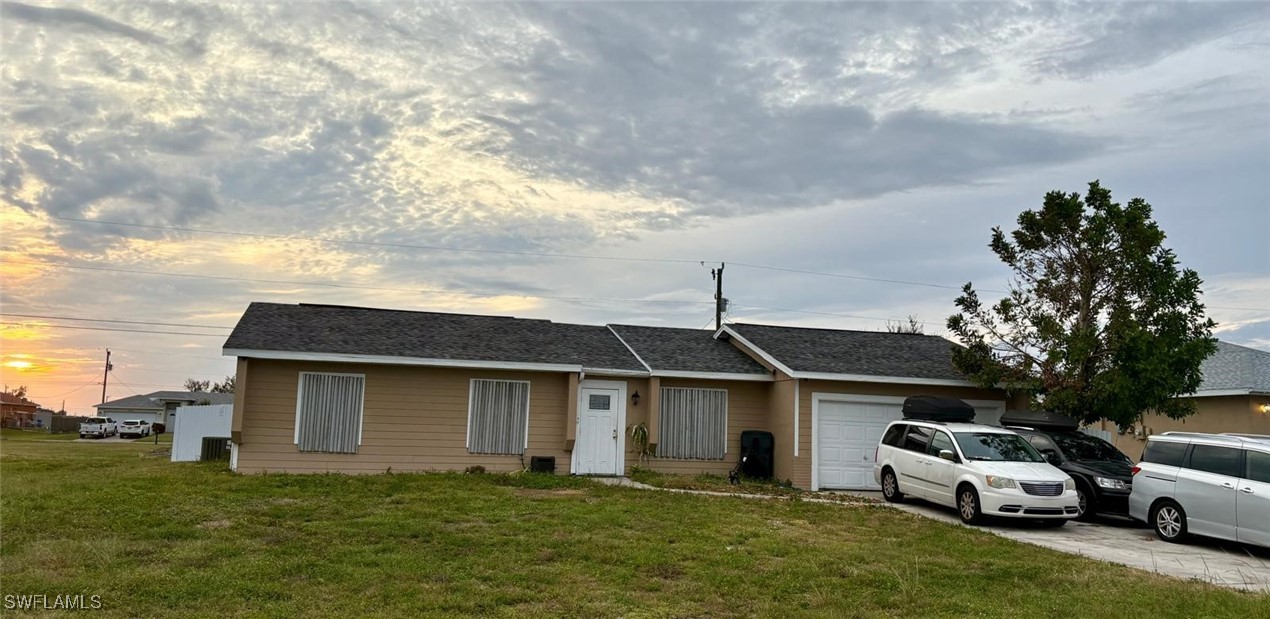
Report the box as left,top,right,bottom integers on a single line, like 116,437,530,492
52,216,704,265
0,313,232,330
0,322,228,337
48,216,1270,312
729,262,1002,293
5,259,714,307
732,304,909,324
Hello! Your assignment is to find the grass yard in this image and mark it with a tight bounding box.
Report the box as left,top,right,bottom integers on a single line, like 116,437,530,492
2,439,1265,618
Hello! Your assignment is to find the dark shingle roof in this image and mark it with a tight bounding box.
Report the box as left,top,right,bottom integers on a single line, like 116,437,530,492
224,303,646,372
1199,341,1270,394
609,325,769,375
95,391,234,410
727,323,967,381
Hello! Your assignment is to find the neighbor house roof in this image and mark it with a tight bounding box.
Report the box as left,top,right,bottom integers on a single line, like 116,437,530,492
224,303,646,373
95,391,234,411
1,393,38,408
722,323,972,385
1195,341,1270,396
608,325,770,378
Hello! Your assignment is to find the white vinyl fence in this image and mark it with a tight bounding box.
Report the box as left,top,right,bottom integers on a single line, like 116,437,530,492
171,404,233,462
1080,426,1116,443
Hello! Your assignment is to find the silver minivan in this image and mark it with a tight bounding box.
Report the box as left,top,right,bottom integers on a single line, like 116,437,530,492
1129,432,1270,548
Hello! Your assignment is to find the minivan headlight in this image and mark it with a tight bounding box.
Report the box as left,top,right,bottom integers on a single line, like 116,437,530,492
1094,476,1125,490
1064,478,1076,491
985,475,1016,489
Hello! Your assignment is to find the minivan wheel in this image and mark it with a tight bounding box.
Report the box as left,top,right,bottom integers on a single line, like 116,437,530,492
958,485,984,525
881,468,904,503
1151,500,1188,543
1075,487,1096,521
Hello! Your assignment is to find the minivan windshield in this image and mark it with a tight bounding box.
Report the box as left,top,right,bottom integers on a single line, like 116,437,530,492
1051,432,1130,463
954,433,1045,463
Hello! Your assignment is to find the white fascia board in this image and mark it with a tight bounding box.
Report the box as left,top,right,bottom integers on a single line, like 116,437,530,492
715,326,798,377
582,367,651,378
794,372,981,388
606,326,653,373
1188,389,1255,398
652,370,773,382
222,348,581,373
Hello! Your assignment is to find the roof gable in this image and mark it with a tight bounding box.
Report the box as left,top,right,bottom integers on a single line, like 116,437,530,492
224,303,646,372
725,322,967,382
609,325,769,376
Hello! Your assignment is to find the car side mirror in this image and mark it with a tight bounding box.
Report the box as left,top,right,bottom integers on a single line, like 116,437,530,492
1040,448,1060,465
938,449,957,462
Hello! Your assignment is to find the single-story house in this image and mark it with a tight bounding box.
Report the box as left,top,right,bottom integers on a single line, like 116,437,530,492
1,393,39,427
1105,341,1270,461
94,391,235,429
223,302,1022,490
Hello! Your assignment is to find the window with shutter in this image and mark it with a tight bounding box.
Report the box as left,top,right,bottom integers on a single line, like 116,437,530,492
467,379,531,455
657,387,727,460
294,372,365,454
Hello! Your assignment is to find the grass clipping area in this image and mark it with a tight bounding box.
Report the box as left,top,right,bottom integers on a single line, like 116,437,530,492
1,436,1264,617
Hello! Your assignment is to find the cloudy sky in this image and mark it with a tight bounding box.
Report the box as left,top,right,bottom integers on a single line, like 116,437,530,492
2,1,1267,413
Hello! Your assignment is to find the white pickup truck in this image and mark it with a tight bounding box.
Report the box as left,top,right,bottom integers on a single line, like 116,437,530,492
79,417,118,439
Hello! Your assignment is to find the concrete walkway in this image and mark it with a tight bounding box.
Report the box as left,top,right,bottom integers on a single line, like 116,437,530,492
599,478,1270,592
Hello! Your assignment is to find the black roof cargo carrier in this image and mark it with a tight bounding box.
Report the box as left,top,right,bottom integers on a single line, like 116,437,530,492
901,396,975,422
999,410,1080,431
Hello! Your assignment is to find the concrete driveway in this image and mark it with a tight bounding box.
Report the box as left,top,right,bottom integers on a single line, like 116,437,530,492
887,497,1270,592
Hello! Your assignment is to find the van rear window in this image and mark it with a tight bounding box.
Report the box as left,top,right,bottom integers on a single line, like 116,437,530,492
881,424,907,447
1142,440,1187,467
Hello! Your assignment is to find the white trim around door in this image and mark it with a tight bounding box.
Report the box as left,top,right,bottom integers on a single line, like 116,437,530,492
571,379,628,476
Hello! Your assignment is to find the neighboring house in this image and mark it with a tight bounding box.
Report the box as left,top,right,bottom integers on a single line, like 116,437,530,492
224,302,1021,490
1106,341,1270,461
94,391,235,428
34,407,56,429
1,393,39,427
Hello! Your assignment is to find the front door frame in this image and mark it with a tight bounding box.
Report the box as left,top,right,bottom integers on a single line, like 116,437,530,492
572,379,627,476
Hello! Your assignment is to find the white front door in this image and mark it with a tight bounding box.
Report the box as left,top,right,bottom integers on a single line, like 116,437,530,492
573,381,624,476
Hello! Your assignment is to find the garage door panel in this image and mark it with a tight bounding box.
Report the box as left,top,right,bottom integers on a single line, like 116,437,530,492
816,398,905,490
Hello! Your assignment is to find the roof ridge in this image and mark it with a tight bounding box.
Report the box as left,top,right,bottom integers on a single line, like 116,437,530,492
731,321,943,337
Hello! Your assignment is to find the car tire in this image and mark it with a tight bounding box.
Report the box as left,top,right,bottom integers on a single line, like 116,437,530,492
957,485,985,525
1075,485,1097,522
79,434,85,439
1151,500,1188,543
881,468,905,503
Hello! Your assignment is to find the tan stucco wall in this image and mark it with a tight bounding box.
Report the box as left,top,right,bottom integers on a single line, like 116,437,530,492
639,378,772,476
235,360,574,474
234,360,775,477
1109,395,1270,462
791,380,1012,489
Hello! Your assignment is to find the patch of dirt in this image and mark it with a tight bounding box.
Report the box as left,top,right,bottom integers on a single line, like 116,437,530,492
197,519,231,530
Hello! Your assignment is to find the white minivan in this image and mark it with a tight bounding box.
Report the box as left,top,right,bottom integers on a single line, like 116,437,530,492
874,419,1079,525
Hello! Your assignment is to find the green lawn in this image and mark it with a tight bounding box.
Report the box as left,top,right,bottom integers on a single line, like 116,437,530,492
1,439,1264,617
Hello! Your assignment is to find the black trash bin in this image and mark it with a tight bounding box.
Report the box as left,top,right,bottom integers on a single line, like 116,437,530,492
738,430,774,479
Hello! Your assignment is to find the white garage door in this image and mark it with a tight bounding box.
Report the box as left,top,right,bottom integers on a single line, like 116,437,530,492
816,399,903,490
814,396,1005,490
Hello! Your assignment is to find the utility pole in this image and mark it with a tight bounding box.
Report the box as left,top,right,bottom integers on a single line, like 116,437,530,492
711,263,726,331
100,349,112,404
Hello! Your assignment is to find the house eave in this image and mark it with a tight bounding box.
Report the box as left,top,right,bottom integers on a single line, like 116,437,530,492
223,348,584,374
792,372,981,387
1188,388,1266,398
652,370,773,382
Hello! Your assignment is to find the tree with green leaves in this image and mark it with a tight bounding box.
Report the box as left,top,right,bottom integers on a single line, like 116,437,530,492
211,375,235,394
946,181,1217,428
